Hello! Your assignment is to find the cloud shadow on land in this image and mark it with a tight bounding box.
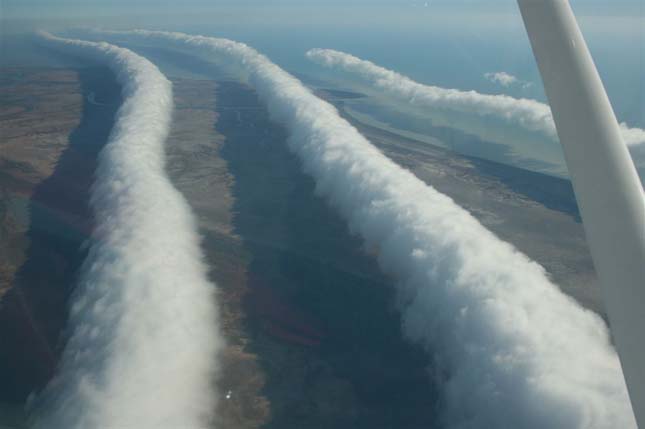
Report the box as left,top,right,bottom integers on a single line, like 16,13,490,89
0,67,120,403
216,80,440,428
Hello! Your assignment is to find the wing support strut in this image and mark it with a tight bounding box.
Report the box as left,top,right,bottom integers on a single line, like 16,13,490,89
518,0,645,425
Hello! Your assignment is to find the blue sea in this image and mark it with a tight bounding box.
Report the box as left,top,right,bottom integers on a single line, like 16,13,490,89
3,5,643,177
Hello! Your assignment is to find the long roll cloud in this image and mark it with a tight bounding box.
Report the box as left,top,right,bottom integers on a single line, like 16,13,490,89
89,29,636,428
306,48,645,148
32,33,222,428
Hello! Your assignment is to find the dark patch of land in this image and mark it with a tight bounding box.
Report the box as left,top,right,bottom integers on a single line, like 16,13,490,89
164,78,439,428
0,66,120,416
216,81,438,429
1,68,85,296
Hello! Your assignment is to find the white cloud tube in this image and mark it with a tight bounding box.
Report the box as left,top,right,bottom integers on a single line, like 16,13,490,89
306,48,645,147
90,29,636,428
31,32,222,429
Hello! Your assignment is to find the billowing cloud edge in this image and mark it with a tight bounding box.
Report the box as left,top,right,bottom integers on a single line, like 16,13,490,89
87,29,636,428
306,48,645,147
30,32,222,429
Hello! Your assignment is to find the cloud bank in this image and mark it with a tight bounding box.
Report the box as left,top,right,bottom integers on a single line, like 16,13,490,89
31,32,222,428
306,48,645,147
90,29,635,428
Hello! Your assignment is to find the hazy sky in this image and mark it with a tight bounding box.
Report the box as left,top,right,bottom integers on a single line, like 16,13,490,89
3,0,643,21
2,0,642,127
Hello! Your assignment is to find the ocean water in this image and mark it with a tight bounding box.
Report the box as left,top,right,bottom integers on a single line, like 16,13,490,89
2,8,643,177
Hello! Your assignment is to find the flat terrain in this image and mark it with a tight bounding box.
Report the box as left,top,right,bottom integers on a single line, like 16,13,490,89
0,66,121,424
0,66,602,428
166,79,438,428
0,68,83,296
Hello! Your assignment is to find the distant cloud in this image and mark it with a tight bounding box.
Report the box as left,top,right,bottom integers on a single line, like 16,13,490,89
485,71,533,89
485,71,518,87
306,48,645,147
484,72,517,87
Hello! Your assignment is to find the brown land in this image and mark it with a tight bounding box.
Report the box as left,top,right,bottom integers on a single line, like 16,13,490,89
163,78,271,428
0,70,434,428
166,79,437,428
0,66,121,423
0,68,84,296
0,66,602,429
